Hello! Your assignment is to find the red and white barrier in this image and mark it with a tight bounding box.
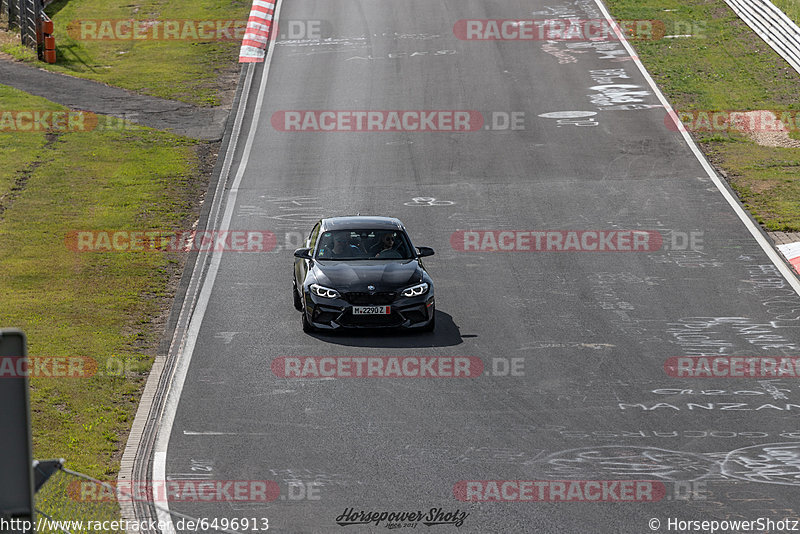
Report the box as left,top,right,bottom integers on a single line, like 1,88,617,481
239,0,275,62
777,241,800,274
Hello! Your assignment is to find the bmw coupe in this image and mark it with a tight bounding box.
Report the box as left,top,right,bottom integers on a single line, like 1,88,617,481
293,216,435,332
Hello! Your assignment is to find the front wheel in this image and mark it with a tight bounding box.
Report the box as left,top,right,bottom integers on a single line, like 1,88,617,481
302,308,316,333
293,279,303,311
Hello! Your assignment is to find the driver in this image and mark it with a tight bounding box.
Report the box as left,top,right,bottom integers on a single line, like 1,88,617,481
373,232,399,258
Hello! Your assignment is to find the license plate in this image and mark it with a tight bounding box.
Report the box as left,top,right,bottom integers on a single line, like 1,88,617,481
352,305,390,315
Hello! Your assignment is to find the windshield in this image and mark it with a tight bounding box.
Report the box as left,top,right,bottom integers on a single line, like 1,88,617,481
315,229,415,260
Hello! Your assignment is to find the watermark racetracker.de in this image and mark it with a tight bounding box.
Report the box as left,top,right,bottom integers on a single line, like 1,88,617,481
449,230,705,253
453,480,666,502
68,479,325,503
665,110,800,134
64,230,277,252
271,356,526,378
270,110,527,132
453,19,666,41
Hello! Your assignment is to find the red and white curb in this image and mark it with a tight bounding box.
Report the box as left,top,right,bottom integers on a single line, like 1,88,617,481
239,0,275,63
777,241,800,274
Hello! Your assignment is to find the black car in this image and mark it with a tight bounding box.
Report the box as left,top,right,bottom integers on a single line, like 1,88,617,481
293,216,435,332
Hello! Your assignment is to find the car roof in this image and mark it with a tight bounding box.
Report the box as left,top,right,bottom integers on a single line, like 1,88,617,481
321,216,406,231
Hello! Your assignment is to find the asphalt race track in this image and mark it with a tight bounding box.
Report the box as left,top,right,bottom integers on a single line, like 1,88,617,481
151,0,800,532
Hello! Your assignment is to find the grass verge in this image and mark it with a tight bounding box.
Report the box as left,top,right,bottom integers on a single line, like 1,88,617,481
605,0,800,231
771,0,800,26
0,82,205,517
1,0,249,105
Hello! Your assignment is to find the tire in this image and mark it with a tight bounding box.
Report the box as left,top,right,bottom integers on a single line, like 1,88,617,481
302,308,316,333
293,279,303,311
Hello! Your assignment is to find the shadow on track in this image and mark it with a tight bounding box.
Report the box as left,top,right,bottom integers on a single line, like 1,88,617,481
306,310,472,348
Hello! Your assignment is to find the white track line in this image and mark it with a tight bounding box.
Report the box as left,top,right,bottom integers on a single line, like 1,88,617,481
151,0,286,530
594,0,800,296
150,3,800,531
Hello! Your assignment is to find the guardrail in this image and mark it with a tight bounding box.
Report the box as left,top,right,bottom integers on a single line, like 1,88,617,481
1,0,42,47
724,0,800,75
1,0,56,62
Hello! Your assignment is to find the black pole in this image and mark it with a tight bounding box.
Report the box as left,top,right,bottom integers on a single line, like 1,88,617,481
18,0,30,45
0,330,35,534
6,0,18,30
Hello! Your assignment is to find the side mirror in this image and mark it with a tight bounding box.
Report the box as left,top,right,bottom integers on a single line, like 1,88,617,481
417,247,435,258
294,248,313,259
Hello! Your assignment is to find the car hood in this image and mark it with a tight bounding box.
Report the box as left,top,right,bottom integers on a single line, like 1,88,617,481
311,260,424,292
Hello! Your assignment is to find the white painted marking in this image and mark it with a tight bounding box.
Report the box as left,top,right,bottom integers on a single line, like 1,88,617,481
538,111,597,119
214,331,241,344
184,431,270,436
165,473,213,480
403,197,455,206
152,0,287,530
591,0,800,296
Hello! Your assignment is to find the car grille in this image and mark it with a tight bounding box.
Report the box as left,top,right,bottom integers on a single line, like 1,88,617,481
344,292,397,305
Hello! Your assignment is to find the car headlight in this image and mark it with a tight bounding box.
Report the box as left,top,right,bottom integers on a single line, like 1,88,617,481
310,284,341,299
401,282,429,297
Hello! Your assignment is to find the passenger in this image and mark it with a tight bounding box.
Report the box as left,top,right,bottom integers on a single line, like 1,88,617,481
331,233,360,257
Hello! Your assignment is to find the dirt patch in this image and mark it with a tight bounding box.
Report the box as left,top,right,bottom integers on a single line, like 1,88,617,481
710,3,734,20
0,133,59,218
749,130,800,149
747,180,779,194
0,28,20,61
0,28,16,45
698,142,731,181
214,68,240,109
735,110,800,149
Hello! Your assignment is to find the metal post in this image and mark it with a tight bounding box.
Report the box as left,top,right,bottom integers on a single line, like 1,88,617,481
0,330,35,534
17,0,30,45
33,0,42,46
5,0,19,30
16,0,42,48
33,0,43,54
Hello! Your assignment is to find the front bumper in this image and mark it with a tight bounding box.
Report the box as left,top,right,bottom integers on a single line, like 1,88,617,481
303,290,434,330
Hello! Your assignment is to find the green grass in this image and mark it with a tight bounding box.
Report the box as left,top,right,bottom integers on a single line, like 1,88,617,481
605,0,800,230
1,0,236,519
705,140,800,230
0,0,250,105
771,0,800,26
0,41,38,61
0,83,202,481
0,87,54,198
